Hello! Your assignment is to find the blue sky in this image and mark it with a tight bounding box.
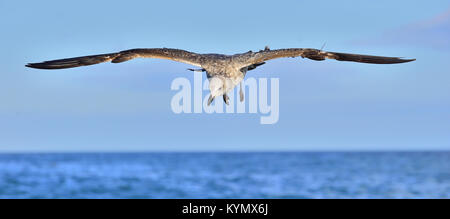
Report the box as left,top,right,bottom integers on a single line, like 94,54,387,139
1,0,449,152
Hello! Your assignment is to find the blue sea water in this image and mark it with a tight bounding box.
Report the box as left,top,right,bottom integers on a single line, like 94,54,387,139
0,152,448,199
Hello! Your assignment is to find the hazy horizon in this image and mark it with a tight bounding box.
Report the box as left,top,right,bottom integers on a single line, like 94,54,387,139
0,149,448,154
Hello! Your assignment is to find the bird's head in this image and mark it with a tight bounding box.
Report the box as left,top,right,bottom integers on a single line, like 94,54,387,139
209,77,225,98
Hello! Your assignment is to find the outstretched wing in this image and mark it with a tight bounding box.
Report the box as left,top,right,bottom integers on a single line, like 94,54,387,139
245,48,415,65
26,48,203,69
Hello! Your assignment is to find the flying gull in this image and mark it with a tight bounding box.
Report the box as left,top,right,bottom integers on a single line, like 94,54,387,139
26,47,415,105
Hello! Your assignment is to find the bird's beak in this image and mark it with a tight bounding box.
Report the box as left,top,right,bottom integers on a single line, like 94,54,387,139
207,95,215,106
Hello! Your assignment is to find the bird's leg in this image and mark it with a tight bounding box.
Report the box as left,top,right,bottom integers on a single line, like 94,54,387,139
207,95,215,106
223,94,230,105
187,68,206,72
239,82,244,102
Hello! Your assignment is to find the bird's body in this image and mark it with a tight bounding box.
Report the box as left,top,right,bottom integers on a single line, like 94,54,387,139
26,47,415,105
202,54,246,95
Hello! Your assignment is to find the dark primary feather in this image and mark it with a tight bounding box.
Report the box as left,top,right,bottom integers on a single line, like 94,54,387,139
26,48,202,70
26,53,118,69
248,48,415,65
324,51,415,64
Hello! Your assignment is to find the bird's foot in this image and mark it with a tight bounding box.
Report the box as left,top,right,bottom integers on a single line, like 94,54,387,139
207,95,215,106
239,83,244,102
223,94,230,105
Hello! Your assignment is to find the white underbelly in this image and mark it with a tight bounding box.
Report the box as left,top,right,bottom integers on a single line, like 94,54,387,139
224,75,244,93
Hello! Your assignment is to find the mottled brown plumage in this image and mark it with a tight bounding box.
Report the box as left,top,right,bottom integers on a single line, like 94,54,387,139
26,47,415,104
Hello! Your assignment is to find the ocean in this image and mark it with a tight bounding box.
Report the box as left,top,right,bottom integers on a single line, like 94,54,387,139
0,152,448,199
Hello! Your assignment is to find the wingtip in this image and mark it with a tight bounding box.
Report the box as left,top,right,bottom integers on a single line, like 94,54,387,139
25,62,67,70
402,58,416,63
25,63,36,68
25,62,55,69
26,63,45,69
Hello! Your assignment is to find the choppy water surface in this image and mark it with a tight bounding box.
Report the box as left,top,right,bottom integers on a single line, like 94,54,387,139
0,152,448,198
